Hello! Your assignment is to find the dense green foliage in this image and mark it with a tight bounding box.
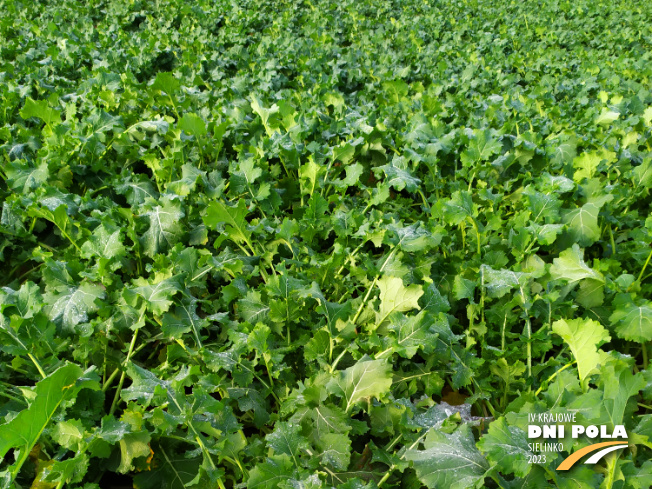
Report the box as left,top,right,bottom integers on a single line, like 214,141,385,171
1,0,652,487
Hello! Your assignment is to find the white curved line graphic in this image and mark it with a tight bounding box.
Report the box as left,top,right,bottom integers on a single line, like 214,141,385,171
584,444,627,464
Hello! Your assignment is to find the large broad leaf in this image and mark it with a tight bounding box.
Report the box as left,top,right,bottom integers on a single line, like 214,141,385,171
0,364,97,476
178,113,206,137
5,161,49,193
44,282,105,330
203,199,252,249
377,156,421,192
550,245,603,284
265,421,309,466
405,426,488,489
20,97,61,126
461,129,502,166
383,310,440,359
481,265,527,299
609,302,652,343
477,418,533,477
562,203,600,246
317,432,351,470
118,431,152,474
238,290,270,324
621,460,652,489
140,200,184,257
129,274,183,316
115,175,159,206
80,223,126,260
375,276,423,327
552,318,610,382
248,455,294,489
601,362,646,427
328,356,393,412
442,191,474,225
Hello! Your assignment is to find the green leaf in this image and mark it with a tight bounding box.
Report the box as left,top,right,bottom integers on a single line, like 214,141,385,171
377,156,421,192
265,421,309,466
375,276,423,327
595,108,619,125
20,97,61,126
477,418,532,477
453,275,475,301
178,113,207,137
40,453,89,485
609,302,652,343
299,158,323,196
573,149,615,182
576,278,605,308
167,163,204,197
44,282,105,330
318,433,351,470
405,426,488,489
490,358,526,390
631,158,652,189
152,72,180,94
562,203,601,246
328,356,393,412
5,161,49,192
80,223,125,260
622,460,652,489
248,455,294,489
238,290,270,324
383,310,440,359
332,143,356,165
554,465,602,489
133,442,201,489
481,266,526,299
118,431,152,473
303,404,350,441
552,318,610,382
140,200,184,257
550,244,603,284
129,273,182,316
0,364,97,470
203,199,252,250
443,191,474,225
461,129,502,165
251,97,280,136
602,361,646,427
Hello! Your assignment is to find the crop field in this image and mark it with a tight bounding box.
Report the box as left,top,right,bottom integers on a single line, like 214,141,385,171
1,0,652,487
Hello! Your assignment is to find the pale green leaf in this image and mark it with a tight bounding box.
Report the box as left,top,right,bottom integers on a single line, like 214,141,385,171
552,318,610,382
405,426,488,489
328,356,393,412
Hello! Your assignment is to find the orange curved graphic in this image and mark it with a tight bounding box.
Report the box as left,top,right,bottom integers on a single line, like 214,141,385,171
556,441,628,470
